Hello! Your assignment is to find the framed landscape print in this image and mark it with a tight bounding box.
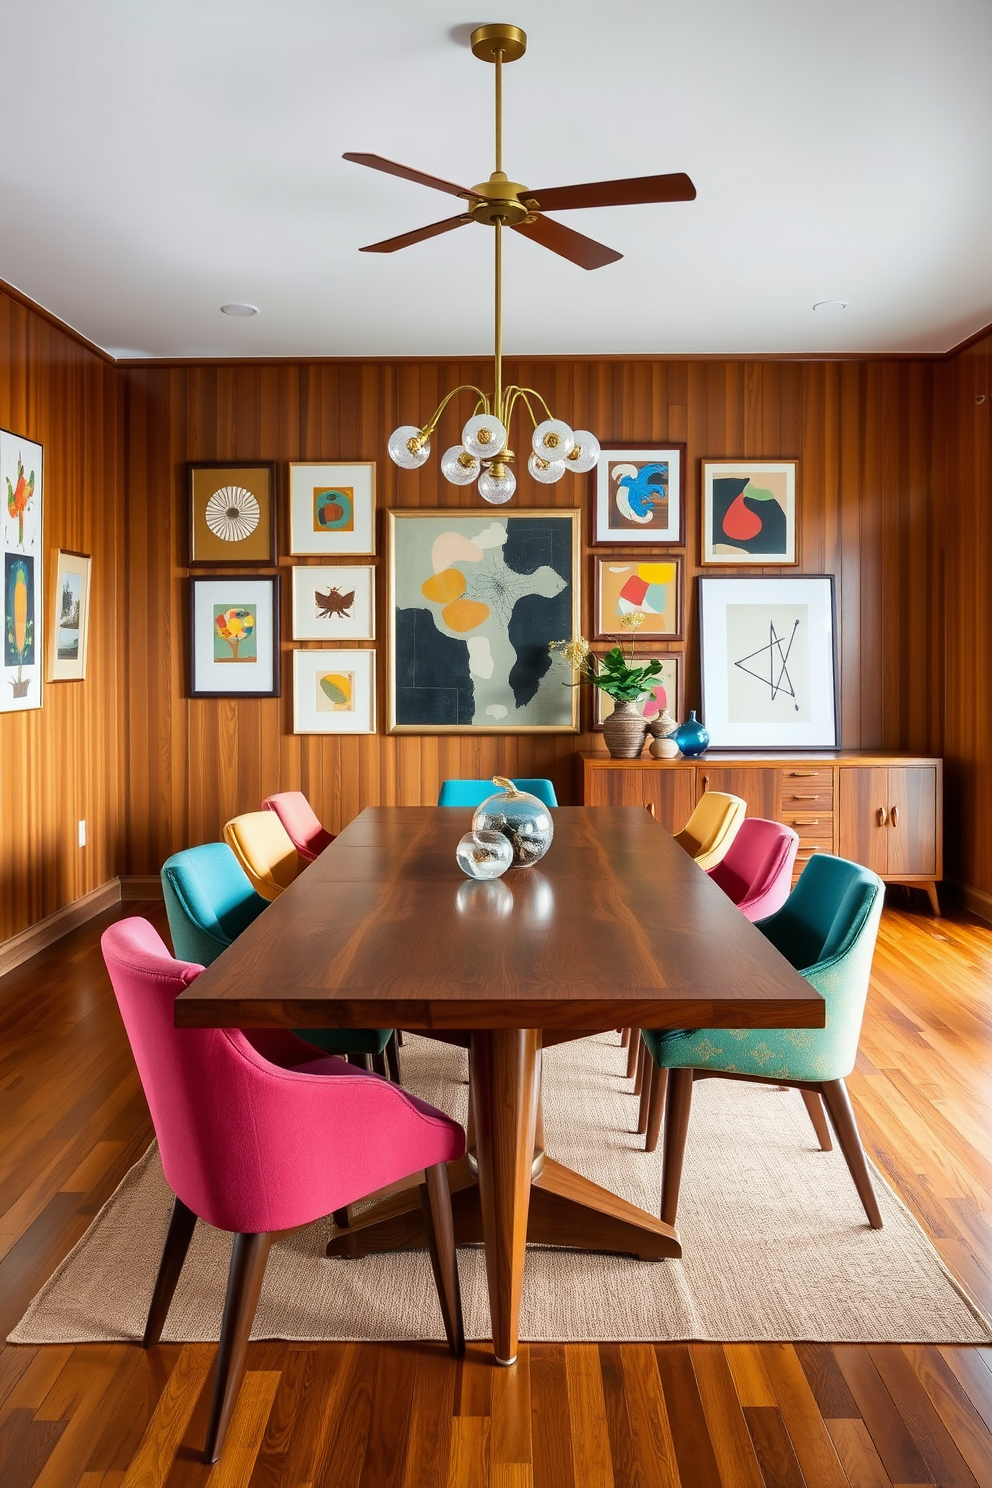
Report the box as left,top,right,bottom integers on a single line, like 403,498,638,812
699,575,837,748
293,649,375,734
1,428,43,713
594,445,684,545
594,555,683,640
593,649,683,729
49,550,91,681
292,564,375,641
387,509,581,733
701,459,798,565
289,462,376,556
189,575,280,698
188,463,276,567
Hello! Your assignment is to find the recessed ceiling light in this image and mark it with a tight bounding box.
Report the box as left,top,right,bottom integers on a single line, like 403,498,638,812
812,300,847,314
220,303,258,317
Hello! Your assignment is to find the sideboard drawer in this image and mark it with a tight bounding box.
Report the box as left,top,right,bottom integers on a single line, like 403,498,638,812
780,786,834,812
782,814,833,844
780,767,834,786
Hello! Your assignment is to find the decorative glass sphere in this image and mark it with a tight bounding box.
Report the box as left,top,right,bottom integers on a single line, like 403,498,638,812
441,445,480,486
532,418,575,461
455,829,514,880
478,463,516,504
472,777,554,869
462,413,508,460
566,431,601,474
528,452,566,485
387,425,430,470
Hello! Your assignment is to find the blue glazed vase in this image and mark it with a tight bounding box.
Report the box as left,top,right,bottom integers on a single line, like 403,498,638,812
675,710,710,758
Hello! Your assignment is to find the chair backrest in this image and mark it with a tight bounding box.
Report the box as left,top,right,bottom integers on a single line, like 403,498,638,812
261,791,334,861
674,791,746,870
224,811,302,901
707,817,799,922
161,841,268,967
437,778,559,809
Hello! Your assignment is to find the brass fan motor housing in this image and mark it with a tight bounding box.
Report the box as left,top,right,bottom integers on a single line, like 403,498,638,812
470,23,527,63
469,172,532,226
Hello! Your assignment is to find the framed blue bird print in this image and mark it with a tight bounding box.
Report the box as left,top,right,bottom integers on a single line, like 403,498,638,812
594,445,685,546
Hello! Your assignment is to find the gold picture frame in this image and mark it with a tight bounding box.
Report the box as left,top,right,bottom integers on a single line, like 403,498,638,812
48,549,91,682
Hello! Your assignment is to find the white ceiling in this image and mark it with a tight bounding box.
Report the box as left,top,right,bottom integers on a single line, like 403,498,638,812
2,0,990,359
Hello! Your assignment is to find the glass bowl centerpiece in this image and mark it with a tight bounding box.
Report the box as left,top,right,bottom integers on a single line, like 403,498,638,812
472,778,554,868
550,616,665,758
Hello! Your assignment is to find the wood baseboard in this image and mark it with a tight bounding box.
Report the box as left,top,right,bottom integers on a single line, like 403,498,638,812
947,880,992,924
119,876,164,901
0,879,122,979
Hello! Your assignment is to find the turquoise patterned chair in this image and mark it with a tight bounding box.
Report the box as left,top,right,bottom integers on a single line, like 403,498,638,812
437,778,559,809
640,853,885,1229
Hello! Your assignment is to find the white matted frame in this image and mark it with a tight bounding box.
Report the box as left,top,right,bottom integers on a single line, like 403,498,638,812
293,648,376,734
701,459,798,565
0,428,43,713
189,575,280,698
699,575,837,749
594,445,684,546
289,462,376,556
291,565,375,641
49,549,92,681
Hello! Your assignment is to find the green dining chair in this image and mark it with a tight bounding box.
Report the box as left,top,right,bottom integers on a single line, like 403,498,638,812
640,853,886,1229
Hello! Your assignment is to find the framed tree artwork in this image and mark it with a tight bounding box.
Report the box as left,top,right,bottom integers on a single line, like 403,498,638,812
594,445,685,545
1,428,43,713
188,463,277,566
189,575,280,698
701,459,798,564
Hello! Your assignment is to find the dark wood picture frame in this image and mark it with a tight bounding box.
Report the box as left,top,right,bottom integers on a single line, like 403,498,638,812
700,458,799,566
189,574,281,699
593,553,684,641
593,443,686,547
188,462,278,568
589,646,684,730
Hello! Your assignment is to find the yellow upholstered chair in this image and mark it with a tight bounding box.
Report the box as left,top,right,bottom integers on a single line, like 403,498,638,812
674,791,746,872
223,811,303,902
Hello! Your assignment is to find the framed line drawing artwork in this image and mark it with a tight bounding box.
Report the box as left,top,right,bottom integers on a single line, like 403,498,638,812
387,508,581,733
291,564,375,641
594,555,683,640
1,427,43,713
188,463,277,567
293,649,376,734
49,550,92,681
289,462,376,556
701,459,798,565
699,575,837,748
594,444,685,545
189,575,280,698
592,648,684,730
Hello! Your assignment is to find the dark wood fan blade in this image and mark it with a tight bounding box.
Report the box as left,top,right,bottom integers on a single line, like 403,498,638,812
527,172,696,212
511,215,622,270
359,215,474,254
343,153,485,201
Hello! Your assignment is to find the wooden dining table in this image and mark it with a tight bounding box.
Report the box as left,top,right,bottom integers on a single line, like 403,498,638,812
175,805,824,1364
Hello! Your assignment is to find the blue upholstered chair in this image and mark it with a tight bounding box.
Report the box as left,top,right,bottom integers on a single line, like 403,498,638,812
160,843,398,1077
640,853,885,1229
437,778,559,809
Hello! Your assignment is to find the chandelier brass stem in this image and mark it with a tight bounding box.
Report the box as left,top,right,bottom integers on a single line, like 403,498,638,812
495,50,503,176
494,217,503,426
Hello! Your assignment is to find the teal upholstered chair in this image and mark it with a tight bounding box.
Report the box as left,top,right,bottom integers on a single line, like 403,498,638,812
640,853,885,1229
437,778,559,809
161,843,398,1079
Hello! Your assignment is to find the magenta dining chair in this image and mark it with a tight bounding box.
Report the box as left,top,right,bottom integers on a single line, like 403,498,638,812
706,817,800,922
101,917,465,1464
261,790,334,861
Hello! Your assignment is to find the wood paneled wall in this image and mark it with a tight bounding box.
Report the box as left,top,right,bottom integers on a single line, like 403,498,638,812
122,357,939,874
0,290,124,938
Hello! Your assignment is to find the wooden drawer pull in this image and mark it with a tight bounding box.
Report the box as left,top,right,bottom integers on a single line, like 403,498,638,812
646,802,656,819
890,805,898,827
788,771,820,777
877,806,888,826
789,793,827,800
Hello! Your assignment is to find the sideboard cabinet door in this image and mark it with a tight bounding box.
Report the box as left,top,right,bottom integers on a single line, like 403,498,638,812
839,768,889,874
582,764,695,835
696,766,780,820
886,767,938,877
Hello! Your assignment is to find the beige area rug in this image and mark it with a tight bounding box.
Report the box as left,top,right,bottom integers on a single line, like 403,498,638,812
10,1034,992,1345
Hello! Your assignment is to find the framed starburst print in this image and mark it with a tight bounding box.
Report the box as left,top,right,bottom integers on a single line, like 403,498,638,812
188,463,277,567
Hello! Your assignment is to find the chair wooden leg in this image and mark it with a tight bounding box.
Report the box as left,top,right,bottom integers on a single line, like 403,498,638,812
820,1078,883,1229
645,1066,668,1153
347,1052,372,1072
660,1069,694,1228
634,1038,648,1096
371,1049,388,1078
419,1162,465,1357
143,1194,197,1347
621,1027,632,1048
204,1232,274,1463
626,1032,640,1080
385,1034,402,1084
801,1089,833,1151
637,1056,654,1135
332,1206,350,1229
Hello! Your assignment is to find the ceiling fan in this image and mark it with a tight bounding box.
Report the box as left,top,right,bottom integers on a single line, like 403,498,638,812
343,22,696,272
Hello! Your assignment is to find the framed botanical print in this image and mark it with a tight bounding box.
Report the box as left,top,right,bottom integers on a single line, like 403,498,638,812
594,445,685,545
293,649,376,734
701,459,798,565
592,648,683,729
291,564,375,641
49,550,92,681
1,428,43,713
594,555,683,640
699,575,837,748
289,462,376,556
387,508,581,733
188,463,276,566
189,575,280,698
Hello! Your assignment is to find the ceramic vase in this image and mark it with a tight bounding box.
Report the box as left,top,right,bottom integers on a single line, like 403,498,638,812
674,709,710,758
602,700,648,759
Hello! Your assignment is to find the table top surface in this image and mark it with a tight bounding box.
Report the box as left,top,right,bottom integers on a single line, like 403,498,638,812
175,806,825,1033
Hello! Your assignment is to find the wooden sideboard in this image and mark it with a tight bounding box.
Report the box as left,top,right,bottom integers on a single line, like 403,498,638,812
579,751,943,913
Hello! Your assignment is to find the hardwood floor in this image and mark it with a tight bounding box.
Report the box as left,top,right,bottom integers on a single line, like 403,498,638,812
1,897,991,1486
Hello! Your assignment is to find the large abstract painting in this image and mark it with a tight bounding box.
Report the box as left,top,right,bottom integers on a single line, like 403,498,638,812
701,460,798,564
388,509,580,733
0,429,43,714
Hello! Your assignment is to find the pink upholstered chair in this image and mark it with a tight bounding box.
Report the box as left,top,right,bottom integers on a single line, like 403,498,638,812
706,817,800,922
261,791,334,861
101,917,465,1464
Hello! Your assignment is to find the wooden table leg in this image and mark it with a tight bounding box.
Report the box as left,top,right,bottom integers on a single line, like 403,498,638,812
469,1028,540,1366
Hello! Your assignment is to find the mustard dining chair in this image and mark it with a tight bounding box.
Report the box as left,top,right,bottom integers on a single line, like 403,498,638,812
223,811,303,902
674,790,746,872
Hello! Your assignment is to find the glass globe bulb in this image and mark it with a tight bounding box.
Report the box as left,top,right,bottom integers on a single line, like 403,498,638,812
532,418,575,461
387,425,430,470
441,445,480,486
478,463,517,505
462,413,508,460
566,430,601,474
528,452,567,485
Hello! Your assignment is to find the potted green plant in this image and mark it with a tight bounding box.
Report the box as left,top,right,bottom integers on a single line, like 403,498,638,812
551,613,663,758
